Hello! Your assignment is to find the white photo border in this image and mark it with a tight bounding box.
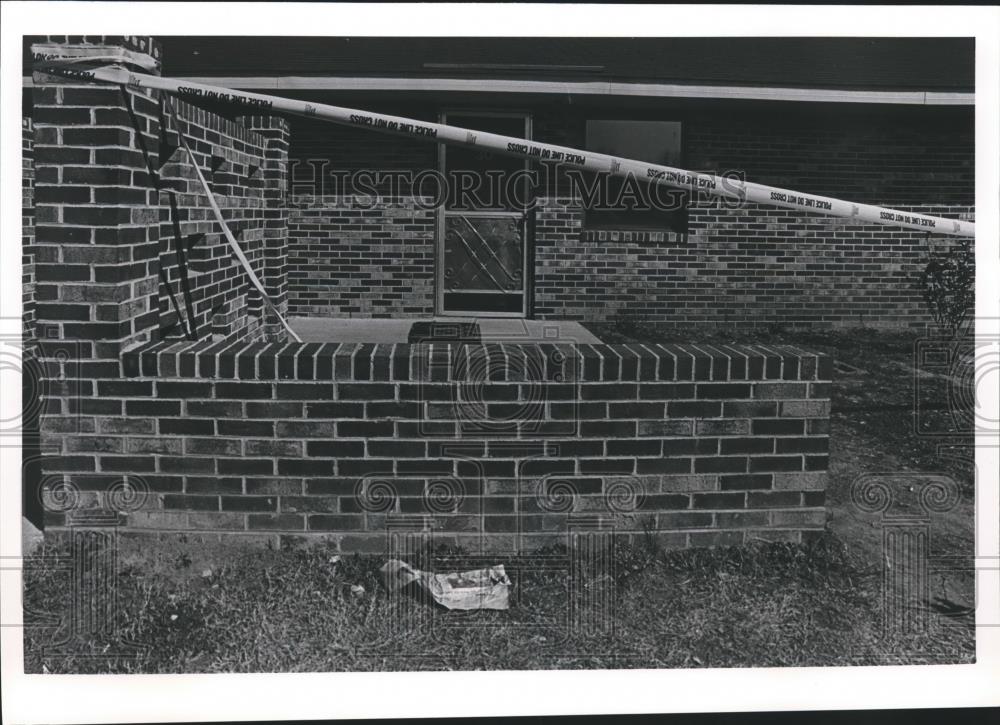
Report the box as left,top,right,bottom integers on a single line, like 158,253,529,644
1,3,998,722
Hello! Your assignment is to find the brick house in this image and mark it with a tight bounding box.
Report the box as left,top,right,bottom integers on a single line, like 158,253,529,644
20,36,972,550
157,36,974,326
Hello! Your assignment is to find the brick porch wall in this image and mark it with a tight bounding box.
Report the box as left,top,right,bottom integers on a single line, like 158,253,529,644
157,102,284,342
40,341,832,552
29,37,293,535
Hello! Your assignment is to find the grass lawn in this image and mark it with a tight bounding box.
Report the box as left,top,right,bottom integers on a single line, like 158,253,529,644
22,325,976,672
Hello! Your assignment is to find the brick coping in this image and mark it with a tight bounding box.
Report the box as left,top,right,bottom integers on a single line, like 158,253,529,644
122,340,831,382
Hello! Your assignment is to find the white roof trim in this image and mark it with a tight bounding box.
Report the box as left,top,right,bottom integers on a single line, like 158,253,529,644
22,75,973,105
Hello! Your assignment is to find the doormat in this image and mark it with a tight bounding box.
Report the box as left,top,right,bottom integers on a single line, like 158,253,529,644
408,321,482,344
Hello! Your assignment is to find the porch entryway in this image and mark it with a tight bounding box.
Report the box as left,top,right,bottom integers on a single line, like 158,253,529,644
437,111,533,317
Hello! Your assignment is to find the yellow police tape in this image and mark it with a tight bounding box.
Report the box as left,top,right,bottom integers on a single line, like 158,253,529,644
32,55,975,239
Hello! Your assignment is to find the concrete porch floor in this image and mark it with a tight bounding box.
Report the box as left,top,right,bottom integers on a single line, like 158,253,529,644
288,317,603,344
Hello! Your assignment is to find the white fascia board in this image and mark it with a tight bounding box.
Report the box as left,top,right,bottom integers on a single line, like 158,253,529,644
21,75,974,105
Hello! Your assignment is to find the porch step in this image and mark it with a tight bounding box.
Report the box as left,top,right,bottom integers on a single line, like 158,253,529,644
286,316,603,344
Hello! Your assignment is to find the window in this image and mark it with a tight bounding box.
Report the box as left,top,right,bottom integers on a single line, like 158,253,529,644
582,120,687,234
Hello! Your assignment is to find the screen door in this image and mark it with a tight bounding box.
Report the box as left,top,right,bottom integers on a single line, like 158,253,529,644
437,112,531,317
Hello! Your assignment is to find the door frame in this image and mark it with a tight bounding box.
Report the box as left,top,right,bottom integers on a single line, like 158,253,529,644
435,109,533,318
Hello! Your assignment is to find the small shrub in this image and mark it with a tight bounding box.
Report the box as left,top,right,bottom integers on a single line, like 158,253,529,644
920,238,974,337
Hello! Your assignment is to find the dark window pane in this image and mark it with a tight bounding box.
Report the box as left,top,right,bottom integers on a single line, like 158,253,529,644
584,120,687,233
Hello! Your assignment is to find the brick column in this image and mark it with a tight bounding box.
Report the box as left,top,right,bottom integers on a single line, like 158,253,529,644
240,115,290,341
32,36,163,358
31,36,164,525
22,117,36,341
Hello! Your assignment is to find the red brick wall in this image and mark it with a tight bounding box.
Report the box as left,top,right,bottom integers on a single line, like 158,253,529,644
39,341,831,551
528,106,974,326
157,103,288,343
243,116,292,339
533,105,973,326
287,197,436,317
534,199,975,328
286,108,437,318
31,41,164,360
284,103,973,326
22,37,958,552
29,38,296,538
